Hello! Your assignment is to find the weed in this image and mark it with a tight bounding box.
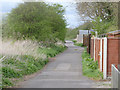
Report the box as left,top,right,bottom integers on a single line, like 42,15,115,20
82,48,103,80
2,67,22,78
2,78,13,88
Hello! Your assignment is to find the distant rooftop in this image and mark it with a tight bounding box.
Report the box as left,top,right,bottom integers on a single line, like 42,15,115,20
79,30,91,34
107,30,120,35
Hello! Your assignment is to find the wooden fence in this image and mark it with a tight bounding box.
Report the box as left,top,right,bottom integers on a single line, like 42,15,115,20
83,34,91,54
112,64,120,89
89,37,120,79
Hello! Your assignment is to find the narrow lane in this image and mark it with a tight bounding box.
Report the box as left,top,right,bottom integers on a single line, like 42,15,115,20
21,41,97,88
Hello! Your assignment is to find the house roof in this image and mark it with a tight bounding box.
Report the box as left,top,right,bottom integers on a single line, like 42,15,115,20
107,30,120,35
79,30,91,34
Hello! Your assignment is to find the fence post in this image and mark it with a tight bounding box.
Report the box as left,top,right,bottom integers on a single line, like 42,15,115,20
112,64,120,89
118,65,120,90
100,39,102,72
88,34,91,54
103,37,107,79
94,37,96,61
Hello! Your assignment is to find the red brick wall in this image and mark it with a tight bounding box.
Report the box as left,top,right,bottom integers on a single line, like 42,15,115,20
119,38,120,64
107,38,120,76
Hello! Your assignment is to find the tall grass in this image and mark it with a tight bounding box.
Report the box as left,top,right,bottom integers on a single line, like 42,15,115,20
1,39,67,88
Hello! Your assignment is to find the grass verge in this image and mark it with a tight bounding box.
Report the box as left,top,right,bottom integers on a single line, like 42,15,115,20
82,47,103,80
1,45,67,88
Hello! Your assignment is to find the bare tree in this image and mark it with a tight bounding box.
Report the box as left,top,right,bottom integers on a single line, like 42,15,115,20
76,2,118,21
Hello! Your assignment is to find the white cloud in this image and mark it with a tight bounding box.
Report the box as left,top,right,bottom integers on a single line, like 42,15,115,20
45,0,76,3
1,0,82,28
1,0,22,2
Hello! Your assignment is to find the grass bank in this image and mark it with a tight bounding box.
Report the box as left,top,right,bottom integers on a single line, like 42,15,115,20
82,47,103,80
1,45,66,88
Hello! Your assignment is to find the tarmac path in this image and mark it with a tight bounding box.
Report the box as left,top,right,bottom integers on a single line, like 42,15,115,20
21,41,97,88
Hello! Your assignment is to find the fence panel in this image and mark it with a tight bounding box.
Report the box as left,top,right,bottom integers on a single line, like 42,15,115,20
83,34,88,46
83,34,91,54
112,64,120,89
90,38,94,58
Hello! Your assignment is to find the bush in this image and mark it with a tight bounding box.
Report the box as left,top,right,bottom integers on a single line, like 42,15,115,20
3,2,67,45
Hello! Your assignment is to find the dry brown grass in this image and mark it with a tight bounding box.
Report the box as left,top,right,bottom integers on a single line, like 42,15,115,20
0,38,46,59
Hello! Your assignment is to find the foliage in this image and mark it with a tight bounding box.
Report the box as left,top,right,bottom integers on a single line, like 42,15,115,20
77,2,118,21
2,78,13,88
92,17,118,35
76,2,118,34
77,22,93,30
38,45,67,58
3,2,67,45
2,45,66,88
65,28,78,40
2,55,48,87
72,40,77,43
2,67,22,78
74,43,84,47
82,48,103,80
65,22,92,40
72,40,84,47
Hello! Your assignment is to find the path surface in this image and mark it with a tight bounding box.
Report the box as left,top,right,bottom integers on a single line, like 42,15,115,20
21,41,97,88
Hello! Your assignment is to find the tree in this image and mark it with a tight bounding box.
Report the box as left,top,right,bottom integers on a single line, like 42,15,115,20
76,2,118,21
3,2,67,45
76,2,118,34
65,22,93,40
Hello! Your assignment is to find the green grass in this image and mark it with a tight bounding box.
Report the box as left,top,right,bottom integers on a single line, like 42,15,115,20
72,40,84,47
82,48,103,80
2,55,49,88
2,45,67,88
74,43,84,47
38,45,67,58
72,40,77,43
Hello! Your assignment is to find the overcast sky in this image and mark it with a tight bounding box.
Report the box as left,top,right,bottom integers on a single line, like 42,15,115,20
1,0,84,28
